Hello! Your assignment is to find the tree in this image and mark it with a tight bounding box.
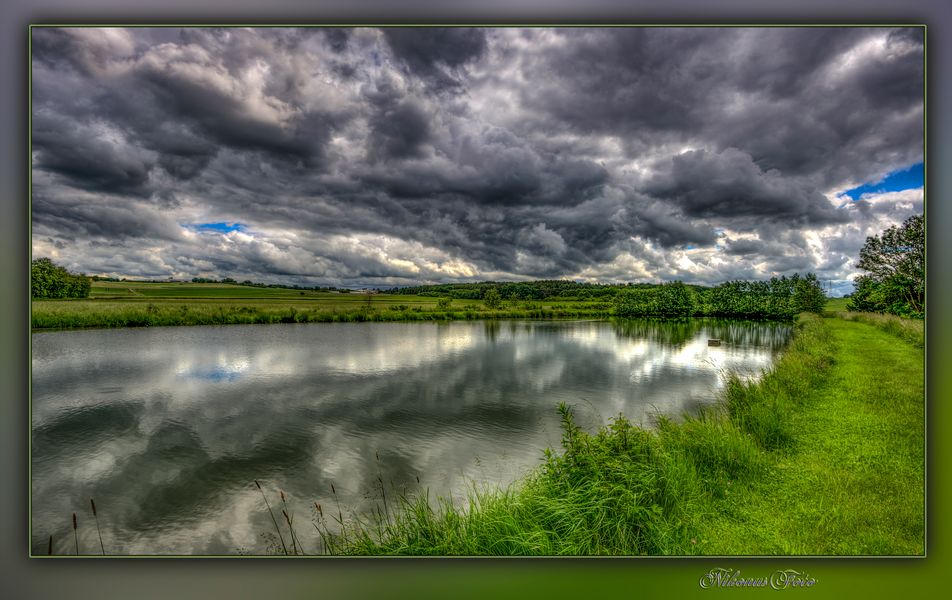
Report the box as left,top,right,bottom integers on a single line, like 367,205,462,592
483,287,502,309
848,214,924,316
792,273,827,313
31,258,91,299
655,281,697,318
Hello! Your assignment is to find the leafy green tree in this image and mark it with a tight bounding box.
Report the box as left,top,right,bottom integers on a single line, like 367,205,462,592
31,258,91,299
848,214,924,317
613,287,655,317
792,273,827,313
483,287,502,309
655,281,697,317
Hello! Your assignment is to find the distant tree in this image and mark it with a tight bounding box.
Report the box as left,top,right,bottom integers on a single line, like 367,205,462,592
613,287,655,317
31,258,91,299
848,214,924,317
792,273,828,313
483,287,502,309
655,281,697,318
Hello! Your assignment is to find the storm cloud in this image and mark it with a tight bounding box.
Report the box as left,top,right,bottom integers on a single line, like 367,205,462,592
31,27,924,293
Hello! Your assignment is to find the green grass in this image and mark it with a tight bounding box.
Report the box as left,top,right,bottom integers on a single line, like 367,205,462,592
690,315,924,555
303,312,923,556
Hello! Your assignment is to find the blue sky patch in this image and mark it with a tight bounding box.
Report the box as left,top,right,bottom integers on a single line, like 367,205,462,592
842,162,923,200
195,222,245,233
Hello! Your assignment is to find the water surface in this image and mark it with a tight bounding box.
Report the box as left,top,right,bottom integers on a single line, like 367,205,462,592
31,319,790,554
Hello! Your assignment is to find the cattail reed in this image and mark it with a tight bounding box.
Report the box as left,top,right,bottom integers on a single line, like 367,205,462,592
90,499,105,555
254,480,288,555
282,508,300,555
313,502,325,555
72,513,79,555
331,483,344,538
279,491,299,555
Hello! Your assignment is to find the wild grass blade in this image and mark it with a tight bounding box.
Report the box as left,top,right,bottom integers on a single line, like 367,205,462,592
254,480,288,555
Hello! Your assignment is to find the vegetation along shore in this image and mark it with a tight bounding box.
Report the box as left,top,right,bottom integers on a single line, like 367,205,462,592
253,306,922,556
31,270,828,330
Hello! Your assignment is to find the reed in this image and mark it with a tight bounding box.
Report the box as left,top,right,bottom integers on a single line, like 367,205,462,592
90,498,105,555
375,451,391,525
313,502,325,555
254,480,289,555
72,513,79,555
280,490,301,555
331,483,345,540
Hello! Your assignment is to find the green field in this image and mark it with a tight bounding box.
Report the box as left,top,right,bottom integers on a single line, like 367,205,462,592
32,281,612,329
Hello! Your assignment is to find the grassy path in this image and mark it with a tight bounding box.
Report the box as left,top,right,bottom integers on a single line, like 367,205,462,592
691,315,924,555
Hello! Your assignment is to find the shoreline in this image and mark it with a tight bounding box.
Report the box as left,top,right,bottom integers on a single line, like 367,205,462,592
323,311,923,556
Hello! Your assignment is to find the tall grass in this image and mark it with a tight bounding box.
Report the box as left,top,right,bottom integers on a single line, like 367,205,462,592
723,313,835,450
836,311,924,348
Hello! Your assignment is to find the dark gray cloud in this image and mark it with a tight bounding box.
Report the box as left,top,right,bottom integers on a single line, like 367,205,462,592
383,28,487,91
31,27,924,291
644,148,849,226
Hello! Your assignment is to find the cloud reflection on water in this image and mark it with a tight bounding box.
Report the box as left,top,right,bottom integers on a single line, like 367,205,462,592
31,319,789,554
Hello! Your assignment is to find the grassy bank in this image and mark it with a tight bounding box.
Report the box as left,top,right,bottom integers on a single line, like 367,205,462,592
307,312,923,556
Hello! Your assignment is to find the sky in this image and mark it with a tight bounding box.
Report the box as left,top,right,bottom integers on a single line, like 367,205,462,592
30,27,924,295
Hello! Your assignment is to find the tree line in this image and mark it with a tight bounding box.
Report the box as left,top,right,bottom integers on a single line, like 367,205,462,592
613,274,827,320
388,279,624,300
393,274,827,320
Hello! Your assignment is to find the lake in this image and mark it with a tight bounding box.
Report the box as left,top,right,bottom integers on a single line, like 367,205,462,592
31,319,791,555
